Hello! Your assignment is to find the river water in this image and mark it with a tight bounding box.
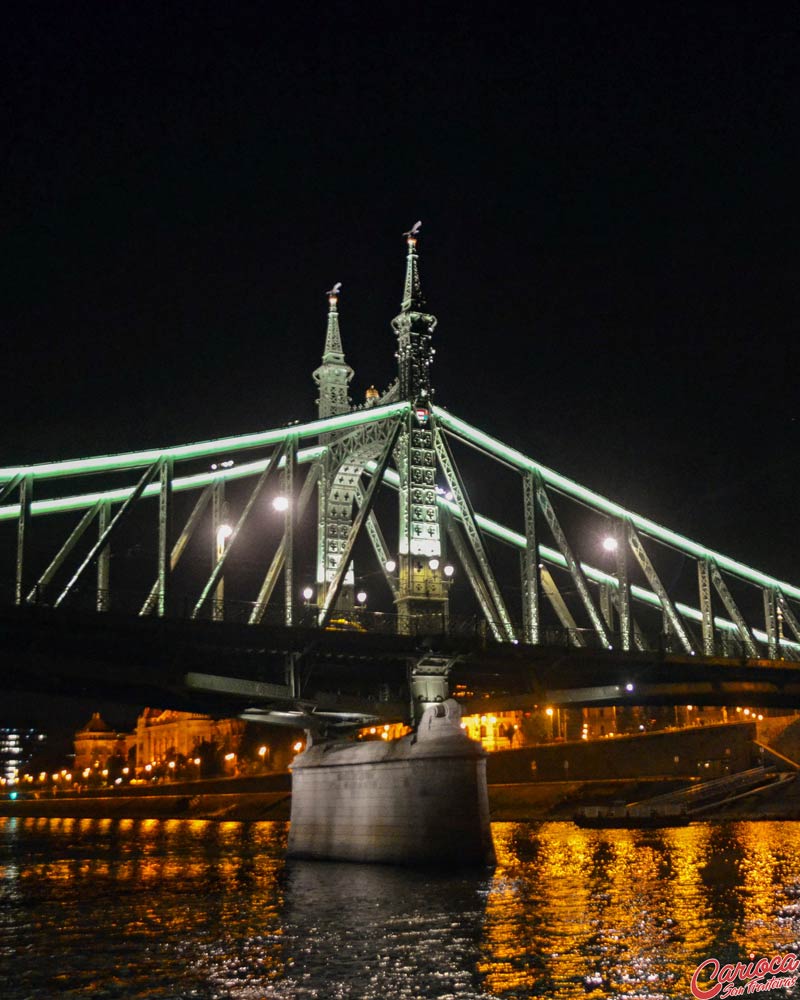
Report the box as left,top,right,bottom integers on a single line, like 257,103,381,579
3,817,800,999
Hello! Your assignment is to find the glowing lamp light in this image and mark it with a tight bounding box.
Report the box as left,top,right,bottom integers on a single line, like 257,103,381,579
224,753,235,761
272,496,290,512
428,558,440,570
356,590,367,604
302,586,314,601
545,708,554,717
443,564,455,578
385,559,397,573
293,741,303,753
602,536,618,553
216,523,233,546
258,746,267,757
625,683,634,692
193,758,201,766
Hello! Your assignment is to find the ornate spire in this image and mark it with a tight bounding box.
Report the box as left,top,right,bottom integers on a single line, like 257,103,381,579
313,283,353,418
401,223,426,312
392,222,437,403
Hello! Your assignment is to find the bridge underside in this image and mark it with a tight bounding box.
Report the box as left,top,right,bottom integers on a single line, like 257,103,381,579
4,606,800,733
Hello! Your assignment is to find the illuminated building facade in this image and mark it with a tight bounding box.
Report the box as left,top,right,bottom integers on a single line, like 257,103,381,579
134,709,245,771
73,713,131,771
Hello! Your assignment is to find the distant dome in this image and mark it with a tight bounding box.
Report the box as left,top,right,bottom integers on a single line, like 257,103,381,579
79,712,113,734
365,385,379,401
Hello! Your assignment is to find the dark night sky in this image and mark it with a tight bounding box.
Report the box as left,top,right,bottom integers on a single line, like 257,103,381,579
2,4,798,743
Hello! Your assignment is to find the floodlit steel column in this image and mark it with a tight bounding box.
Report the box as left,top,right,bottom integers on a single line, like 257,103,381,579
626,522,697,654
97,501,111,611
697,558,715,655
28,502,103,604
777,592,800,644
354,482,399,600
318,418,401,628
284,436,296,627
763,588,779,659
540,566,585,646
250,464,319,625
157,458,174,618
614,518,632,651
599,582,614,631
54,459,162,609
315,457,330,605
140,485,212,616
520,471,540,644
708,560,758,657
194,443,286,620
14,475,32,606
533,473,610,647
434,429,516,641
444,514,504,643
211,480,226,622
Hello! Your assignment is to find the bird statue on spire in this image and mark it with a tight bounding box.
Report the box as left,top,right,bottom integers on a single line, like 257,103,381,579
325,281,342,297
403,221,422,238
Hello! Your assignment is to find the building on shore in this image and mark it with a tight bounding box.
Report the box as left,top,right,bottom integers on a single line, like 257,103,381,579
134,709,245,773
73,713,131,772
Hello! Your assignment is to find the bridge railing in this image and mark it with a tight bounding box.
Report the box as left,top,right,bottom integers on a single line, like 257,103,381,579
1,587,762,658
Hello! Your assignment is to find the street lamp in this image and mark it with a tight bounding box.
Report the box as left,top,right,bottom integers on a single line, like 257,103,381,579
602,535,618,553
443,563,455,578
385,559,397,573
302,586,314,602
272,496,289,513
356,590,368,606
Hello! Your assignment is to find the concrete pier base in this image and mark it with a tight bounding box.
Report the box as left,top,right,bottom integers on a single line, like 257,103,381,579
287,699,495,866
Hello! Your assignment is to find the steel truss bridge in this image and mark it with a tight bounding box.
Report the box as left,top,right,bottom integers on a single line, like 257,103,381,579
2,231,799,730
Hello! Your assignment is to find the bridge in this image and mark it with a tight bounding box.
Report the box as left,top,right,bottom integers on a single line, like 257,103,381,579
2,228,798,863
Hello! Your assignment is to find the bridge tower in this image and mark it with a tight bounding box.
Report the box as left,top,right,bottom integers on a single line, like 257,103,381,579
313,287,356,610
391,232,448,634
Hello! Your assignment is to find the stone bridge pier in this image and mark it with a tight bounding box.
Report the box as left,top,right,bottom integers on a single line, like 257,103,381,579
287,696,495,867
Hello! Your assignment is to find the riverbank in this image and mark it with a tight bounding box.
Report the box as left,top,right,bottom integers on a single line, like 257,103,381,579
2,772,799,822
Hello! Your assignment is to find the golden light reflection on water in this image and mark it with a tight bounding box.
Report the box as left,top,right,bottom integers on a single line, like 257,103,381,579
6,816,800,999
479,822,800,1000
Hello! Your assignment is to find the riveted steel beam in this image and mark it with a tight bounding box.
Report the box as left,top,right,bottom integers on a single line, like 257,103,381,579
318,418,402,628
283,436,296,627
698,559,715,655
28,501,103,604
434,429,516,641
249,462,319,625
777,592,800,645
54,459,163,609
140,485,213,616
354,481,399,600
533,473,610,647
609,589,647,651
156,458,174,618
521,471,541,644
614,518,632,651
764,588,779,659
539,566,585,646
193,443,286,620
445,514,504,643
626,520,697,654
96,501,111,612
708,560,758,657
15,476,32,606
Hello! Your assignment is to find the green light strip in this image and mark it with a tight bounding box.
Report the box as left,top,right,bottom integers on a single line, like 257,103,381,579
0,446,326,521
0,403,409,483
433,406,800,602
375,464,800,653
